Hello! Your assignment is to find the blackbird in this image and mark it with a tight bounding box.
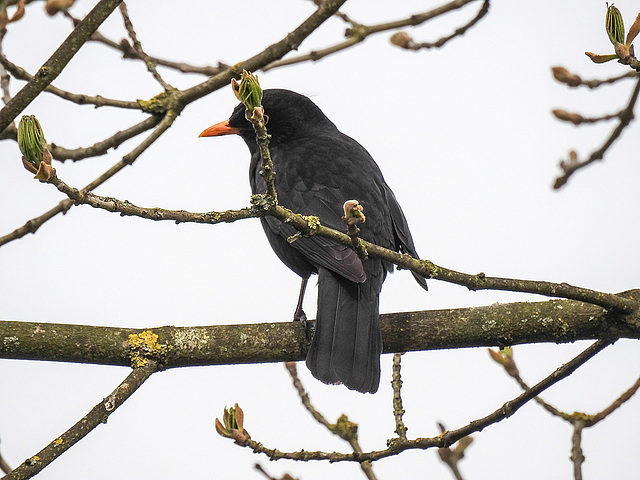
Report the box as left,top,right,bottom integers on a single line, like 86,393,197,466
200,89,427,393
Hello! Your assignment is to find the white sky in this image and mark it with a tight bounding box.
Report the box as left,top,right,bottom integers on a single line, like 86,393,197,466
1,1,639,479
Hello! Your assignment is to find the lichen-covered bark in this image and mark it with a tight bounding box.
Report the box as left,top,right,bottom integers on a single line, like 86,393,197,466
1,294,638,368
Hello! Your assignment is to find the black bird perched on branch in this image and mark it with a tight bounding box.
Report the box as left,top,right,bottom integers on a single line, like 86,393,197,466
200,89,427,393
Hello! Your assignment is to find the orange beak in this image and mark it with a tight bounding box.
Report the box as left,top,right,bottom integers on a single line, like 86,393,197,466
198,119,242,137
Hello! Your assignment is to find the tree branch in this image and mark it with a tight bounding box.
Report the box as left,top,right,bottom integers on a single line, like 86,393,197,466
263,0,481,71
177,0,348,105
44,177,640,317
0,112,170,247
0,0,124,135
284,363,378,480
0,53,140,109
48,115,161,162
237,340,615,463
554,76,640,189
118,3,173,91
1,361,158,480
391,353,408,440
1,297,637,366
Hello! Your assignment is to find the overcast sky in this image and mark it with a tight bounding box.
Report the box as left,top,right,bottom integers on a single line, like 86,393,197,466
1,1,639,479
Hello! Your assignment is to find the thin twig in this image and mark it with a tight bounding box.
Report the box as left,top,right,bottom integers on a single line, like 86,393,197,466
406,0,490,50
587,374,640,426
284,362,333,429
552,68,638,89
0,29,12,106
0,112,173,247
510,372,564,418
245,107,277,202
263,0,480,71
0,0,125,134
0,53,140,109
2,361,158,480
240,340,615,463
570,420,586,480
118,3,172,90
40,178,640,316
552,108,624,125
62,12,231,77
437,422,471,480
0,437,11,475
554,77,640,189
284,363,378,480
391,353,407,440
49,115,162,162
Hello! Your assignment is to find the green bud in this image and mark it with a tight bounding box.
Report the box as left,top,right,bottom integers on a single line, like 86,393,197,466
231,70,263,113
585,51,618,63
18,115,47,168
626,12,640,46
214,403,250,444
606,4,625,45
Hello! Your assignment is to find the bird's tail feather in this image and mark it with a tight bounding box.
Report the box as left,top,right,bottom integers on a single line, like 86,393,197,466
306,267,383,393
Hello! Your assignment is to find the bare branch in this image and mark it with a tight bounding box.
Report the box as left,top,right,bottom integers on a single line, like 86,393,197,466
285,362,334,430
586,374,640,426
391,353,408,440
236,340,615,463
178,0,348,105
263,0,482,71
0,0,125,135
49,115,161,162
0,438,11,475
284,363,378,479
0,30,12,106
42,176,640,315
395,0,490,51
0,112,173,247
118,3,173,90
1,299,636,366
1,361,158,480
61,11,231,77
552,66,638,89
570,420,586,480
0,53,140,109
554,77,640,189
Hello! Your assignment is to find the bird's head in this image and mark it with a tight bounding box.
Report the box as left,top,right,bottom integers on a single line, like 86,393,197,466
199,89,336,146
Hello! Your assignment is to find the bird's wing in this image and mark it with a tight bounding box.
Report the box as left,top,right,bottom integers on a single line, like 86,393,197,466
381,183,428,290
262,177,366,283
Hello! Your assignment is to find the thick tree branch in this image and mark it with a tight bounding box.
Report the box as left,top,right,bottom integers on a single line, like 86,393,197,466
1,297,637,366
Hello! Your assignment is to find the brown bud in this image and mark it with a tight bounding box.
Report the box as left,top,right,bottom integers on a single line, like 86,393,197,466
552,109,584,125
551,67,582,87
390,31,414,49
44,0,76,16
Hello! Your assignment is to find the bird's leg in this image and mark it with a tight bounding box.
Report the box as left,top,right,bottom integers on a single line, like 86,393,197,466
294,277,308,326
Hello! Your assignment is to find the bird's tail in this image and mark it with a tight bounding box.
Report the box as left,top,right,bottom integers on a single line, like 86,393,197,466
306,266,384,394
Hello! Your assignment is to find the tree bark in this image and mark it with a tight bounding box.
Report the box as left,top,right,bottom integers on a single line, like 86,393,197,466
1,294,637,368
